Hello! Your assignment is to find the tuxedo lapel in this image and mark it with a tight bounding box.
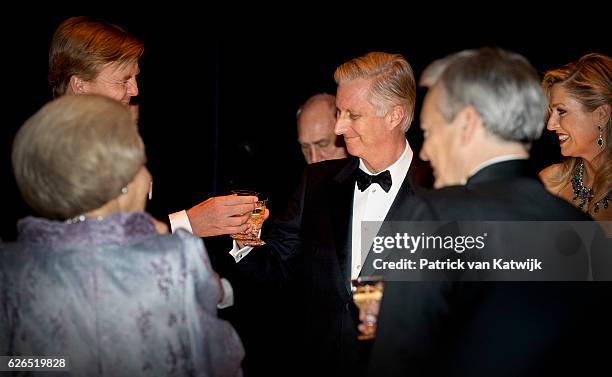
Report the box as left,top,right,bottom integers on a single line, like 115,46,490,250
385,163,417,221
329,158,359,293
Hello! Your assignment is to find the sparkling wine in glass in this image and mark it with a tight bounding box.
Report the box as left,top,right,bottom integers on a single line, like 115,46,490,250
229,190,267,246
242,198,267,246
351,275,384,340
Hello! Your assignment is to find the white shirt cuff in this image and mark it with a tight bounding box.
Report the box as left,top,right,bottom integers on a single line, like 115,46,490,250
229,241,254,263
217,278,234,309
169,210,193,234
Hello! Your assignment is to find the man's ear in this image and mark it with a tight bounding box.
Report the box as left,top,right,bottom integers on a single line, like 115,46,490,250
386,105,405,131
456,106,481,145
69,76,86,94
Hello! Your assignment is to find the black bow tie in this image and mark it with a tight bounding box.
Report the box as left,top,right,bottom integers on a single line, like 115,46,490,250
355,169,392,192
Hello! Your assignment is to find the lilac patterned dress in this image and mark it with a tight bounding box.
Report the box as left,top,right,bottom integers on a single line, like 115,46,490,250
0,211,243,376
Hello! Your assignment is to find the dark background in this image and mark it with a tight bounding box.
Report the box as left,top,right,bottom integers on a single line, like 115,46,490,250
1,12,610,241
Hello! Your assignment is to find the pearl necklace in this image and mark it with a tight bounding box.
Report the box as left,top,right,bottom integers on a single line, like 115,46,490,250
65,215,105,224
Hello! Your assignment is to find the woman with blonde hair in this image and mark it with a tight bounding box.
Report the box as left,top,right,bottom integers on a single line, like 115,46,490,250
540,53,611,221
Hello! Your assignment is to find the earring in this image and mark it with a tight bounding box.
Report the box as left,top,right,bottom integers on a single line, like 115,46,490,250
75,79,84,94
121,186,129,194
597,125,604,150
148,180,153,200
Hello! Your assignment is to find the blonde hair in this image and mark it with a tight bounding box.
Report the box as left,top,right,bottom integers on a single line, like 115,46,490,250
542,53,612,213
334,52,416,132
49,16,144,98
12,95,146,220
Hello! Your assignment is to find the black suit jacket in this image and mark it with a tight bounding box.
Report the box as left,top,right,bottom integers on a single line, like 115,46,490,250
231,153,430,376
368,160,610,377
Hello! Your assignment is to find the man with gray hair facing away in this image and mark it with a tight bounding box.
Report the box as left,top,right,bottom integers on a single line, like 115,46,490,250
367,48,602,377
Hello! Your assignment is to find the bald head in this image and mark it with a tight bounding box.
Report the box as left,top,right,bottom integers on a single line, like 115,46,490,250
297,94,347,164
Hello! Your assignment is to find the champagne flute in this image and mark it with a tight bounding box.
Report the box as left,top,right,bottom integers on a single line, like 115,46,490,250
242,198,267,246
230,190,267,246
351,275,384,340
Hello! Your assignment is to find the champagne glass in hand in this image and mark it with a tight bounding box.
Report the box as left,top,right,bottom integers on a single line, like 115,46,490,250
351,275,384,340
230,190,267,246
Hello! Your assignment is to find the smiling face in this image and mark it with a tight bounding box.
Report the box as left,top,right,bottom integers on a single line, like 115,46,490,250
547,84,601,162
334,78,391,163
81,61,140,105
419,85,466,188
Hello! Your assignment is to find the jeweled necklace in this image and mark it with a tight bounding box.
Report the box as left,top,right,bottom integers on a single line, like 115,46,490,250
571,158,610,213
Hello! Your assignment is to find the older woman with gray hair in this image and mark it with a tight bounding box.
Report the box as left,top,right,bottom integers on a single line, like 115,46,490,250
1,95,243,376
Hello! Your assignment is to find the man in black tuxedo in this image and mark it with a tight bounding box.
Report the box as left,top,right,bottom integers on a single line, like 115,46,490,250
224,52,432,376
367,48,609,377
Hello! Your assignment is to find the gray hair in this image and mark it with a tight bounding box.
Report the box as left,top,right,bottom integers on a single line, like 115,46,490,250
421,47,545,146
334,52,416,132
12,95,146,220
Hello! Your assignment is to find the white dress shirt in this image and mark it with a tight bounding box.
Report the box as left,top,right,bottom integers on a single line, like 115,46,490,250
169,210,193,233
350,141,412,279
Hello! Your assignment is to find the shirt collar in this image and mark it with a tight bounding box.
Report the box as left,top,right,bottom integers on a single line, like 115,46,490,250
358,140,413,188
468,154,527,179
